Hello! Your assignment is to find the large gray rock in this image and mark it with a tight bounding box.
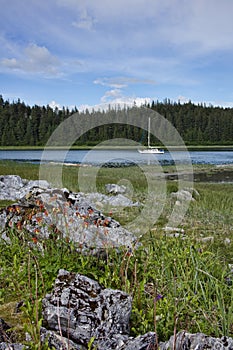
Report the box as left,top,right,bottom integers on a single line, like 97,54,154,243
40,327,82,349
0,175,50,200
105,184,127,194
0,318,28,350
71,191,140,208
0,182,137,249
123,332,157,350
42,269,132,349
0,344,27,350
159,331,233,349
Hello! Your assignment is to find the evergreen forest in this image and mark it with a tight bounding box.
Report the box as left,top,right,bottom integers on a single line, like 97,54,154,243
0,95,232,146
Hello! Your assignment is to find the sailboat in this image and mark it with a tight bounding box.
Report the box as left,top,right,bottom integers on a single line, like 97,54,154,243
138,117,164,154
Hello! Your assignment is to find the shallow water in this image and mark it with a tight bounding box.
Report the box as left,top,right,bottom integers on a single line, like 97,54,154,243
0,149,233,166
0,149,233,183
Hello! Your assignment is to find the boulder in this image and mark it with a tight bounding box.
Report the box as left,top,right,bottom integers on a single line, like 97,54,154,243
0,319,15,343
0,344,27,350
159,331,233,349
0,175,50,200
0,183,137,249
42,269,132,349
105,184,127,194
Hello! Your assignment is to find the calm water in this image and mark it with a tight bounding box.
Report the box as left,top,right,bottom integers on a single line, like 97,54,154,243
0,150,233,165
0,149,233,166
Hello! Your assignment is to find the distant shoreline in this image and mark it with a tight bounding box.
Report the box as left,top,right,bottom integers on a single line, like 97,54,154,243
0,145,233,151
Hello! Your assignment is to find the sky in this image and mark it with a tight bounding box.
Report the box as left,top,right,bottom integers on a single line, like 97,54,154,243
1,0,233,110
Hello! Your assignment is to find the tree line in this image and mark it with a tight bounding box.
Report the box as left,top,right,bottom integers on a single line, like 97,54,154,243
0,95,232,146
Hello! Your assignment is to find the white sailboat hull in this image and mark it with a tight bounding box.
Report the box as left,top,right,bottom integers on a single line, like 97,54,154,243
138,148,164,154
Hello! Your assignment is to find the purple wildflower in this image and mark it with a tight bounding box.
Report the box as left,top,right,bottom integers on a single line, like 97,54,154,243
154,294,163,302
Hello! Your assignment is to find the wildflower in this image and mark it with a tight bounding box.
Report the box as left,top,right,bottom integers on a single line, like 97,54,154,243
88,208,94,214
32,237,38,244
126,248,133,257
96,218,102,227
16,221,22,230
39,204,44,211
36,199,42,206
15,206,21,214
83,221,89,228
49,195,57,202
154,294,163,302
35,216,43,224
103,218,110,227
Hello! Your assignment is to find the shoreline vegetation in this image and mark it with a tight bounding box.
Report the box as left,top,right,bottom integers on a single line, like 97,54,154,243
0,145,233,151
0,95,233,147
0,160,233,348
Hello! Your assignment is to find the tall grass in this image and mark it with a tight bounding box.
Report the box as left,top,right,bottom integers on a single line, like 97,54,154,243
0,229,233,346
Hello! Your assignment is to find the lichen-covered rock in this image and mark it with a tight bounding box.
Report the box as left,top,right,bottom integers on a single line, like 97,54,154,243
40,327,82,350
159,331,233,350
0,343,27,350
0,175,50,200
123,332,157,350
42,269,132,349
0,188,137,250
105,184,127,194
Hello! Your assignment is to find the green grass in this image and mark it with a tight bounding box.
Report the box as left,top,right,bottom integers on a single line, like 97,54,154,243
0,160,39,179
0,161,233,348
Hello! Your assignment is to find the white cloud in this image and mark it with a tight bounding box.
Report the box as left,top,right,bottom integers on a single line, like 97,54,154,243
78,89,151,111
94,76,156,89
49,100,62,110
100,89,123,103
94,78,126,89
72,9,96,31
55,0,233,55
0,43,61,77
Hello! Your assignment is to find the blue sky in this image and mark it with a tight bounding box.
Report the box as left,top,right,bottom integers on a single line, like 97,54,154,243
1,0,233,110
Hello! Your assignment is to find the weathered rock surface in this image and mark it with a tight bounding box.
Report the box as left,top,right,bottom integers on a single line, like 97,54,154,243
0,176,139,208
159,331,233,350
0,343,27,350
0,318,27,349
42,269,132,349
0,319,15,343
105,183,127,194
0,175,50,200
39,268,159,350
0,176,137,249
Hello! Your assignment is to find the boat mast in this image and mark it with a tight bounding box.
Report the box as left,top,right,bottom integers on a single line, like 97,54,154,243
148,116,150,148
